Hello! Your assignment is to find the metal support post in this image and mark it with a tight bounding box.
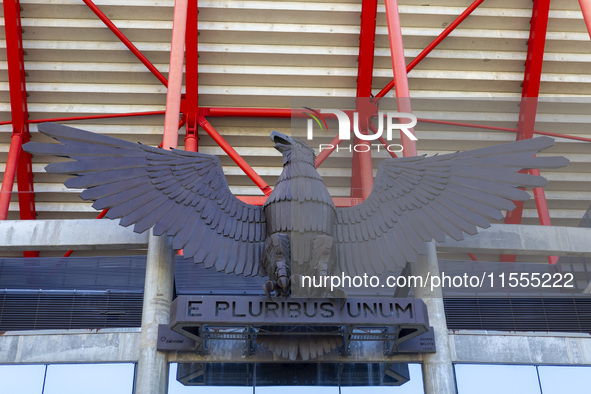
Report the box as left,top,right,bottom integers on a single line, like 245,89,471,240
135,230,175,394
412,241,456,394
384,0,417,156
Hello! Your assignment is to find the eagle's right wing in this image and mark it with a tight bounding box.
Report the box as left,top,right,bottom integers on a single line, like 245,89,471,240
24,123,266,276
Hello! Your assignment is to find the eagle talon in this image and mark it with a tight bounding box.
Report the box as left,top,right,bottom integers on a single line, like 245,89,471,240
277,276,289,298
263,280,277,300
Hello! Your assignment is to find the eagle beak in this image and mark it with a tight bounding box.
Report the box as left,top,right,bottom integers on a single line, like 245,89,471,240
270,131,291,145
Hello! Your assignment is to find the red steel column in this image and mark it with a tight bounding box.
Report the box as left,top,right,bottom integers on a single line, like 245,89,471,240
384,0,417,156
2,0,38,256
162,0,188,150
502,0,555,263
2,0,36,220
183,0,199,152
580,0,591,39
351,0,379,199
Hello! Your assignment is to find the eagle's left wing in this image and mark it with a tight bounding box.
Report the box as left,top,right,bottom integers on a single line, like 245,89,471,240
24,123,267,276
333,136,569,276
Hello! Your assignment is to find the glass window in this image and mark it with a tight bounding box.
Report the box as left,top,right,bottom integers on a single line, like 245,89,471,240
340,364,424,394
455,364,541,394
256,387,338,394
43,363,134,394
538,365,591,394
169,363,424,393
0,364,46,394
168,363,252,394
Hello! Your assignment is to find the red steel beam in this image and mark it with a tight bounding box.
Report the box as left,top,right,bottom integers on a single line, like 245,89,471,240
203,108,591,143
205,107,345,121
236,196,363,207
198,116,273,196
502,0,554,263
580,0,591,40
315,134,345,167
2,0,38,256
82,0,168,87
162,0,188,150
0,110,166,126
9,109,587,143
351,0,379,199
206,107,308,118
375,0,485,100
24,106,582,142
384,0,417,157
183,0,199,152
417,117,591,143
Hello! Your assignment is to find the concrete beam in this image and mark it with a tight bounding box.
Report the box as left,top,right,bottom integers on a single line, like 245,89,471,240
0,219,148,251
2,329,591,366
2,220,591,256
450,331,591,365
0,329,140,364
437,224,591,257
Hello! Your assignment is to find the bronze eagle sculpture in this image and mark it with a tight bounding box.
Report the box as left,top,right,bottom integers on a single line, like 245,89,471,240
24,122,568,360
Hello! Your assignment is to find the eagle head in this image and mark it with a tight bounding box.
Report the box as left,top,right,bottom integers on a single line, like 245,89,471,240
270,131,315,166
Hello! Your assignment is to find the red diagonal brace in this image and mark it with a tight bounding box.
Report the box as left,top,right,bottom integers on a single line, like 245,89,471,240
197,116,272,196
502,0,555,263
82,0,168,87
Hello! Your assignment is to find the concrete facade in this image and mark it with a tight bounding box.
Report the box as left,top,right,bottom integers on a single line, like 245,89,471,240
2,219,590,393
